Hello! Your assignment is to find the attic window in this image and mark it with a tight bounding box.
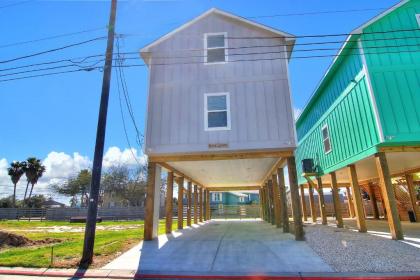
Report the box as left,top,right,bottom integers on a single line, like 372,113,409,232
322,124,332,154
204,33,227,63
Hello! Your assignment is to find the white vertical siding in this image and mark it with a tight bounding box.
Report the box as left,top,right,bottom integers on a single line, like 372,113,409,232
144,13,296,155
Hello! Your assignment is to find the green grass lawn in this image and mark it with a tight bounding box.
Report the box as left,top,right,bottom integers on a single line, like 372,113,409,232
0,219,183,268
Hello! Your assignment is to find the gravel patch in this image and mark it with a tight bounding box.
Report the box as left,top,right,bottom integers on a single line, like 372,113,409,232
305,224,420,272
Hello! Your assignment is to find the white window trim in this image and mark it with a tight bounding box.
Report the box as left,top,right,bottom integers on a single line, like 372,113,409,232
416,14,420,27
203,32,228,65
204,92,231,131
321,124,332,154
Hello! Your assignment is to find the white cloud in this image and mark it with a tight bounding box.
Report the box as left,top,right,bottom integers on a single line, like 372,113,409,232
103,146,147,168
42,152,91,181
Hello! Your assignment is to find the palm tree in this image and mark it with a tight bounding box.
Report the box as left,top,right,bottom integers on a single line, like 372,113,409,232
7,161,26,207
24,157,46,201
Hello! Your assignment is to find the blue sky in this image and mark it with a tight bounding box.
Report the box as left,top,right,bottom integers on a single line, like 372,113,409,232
0,0,400,196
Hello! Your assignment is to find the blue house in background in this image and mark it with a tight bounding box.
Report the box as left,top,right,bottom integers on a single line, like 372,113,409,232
210,192,260,206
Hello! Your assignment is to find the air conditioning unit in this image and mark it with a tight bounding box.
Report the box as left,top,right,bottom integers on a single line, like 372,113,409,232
302,159,315,173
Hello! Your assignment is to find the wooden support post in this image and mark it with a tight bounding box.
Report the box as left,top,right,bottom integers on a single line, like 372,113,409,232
316,177,328,225
269,180,276,225
264,184,270,222
368,183,380,219
406,174,420,222
308,183,317,223
203,188,207,221
271,174,282,228
193,185,198,224
187,182,192,226
348,164,367,233
287,156,305,241
259,189,264,220
261,185,268,222
263,183,269,222
346,186,356,218
378,188,387,219
300,185,308,222
277,168,289,233
199,187,203,222
177,177,184,230
144,162,156,241
206,190,211,220
330,172,343,228
165,172,174,234
375,153,403,240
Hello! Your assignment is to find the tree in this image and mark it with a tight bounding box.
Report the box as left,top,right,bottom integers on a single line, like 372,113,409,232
52,169,92,207
24,194,47,208
7,161,26,207
0,196,14,208
101,166,147,207
24,157,46,201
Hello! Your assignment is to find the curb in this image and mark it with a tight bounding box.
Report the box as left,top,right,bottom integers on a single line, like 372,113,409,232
1,269,420,279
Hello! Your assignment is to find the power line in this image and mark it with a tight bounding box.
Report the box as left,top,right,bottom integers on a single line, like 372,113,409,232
0,36,107,64
2,32,419,73
0,0,33,10
115,63,142,166
115,37,144,148
1,41,419,78
123,27,420,40
1,47,419,83
245,7,388,19
0,27,106,49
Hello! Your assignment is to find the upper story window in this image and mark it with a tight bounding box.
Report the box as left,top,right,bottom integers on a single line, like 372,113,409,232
204,32,227,64
322,124,332,154
204,93,231,131
416,14,420,27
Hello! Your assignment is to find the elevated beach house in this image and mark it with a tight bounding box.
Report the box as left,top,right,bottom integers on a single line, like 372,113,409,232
295,0,420,240
140,8,303,240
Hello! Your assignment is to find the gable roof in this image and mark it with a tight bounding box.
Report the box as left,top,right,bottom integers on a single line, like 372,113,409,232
140,7,296,64
296,0,409,128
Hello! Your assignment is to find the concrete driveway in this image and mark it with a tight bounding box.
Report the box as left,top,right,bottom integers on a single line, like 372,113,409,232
103,219,332,275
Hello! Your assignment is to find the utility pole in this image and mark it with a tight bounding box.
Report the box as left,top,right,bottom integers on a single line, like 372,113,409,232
80,0,117,268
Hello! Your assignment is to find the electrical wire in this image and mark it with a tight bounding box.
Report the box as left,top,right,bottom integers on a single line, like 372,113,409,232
123,27,420,40
2,32,419,73
1,41,419,78
115,37,144,148
0,36,107,64
0,27,106,49
245,7,389,19
1,46,419,83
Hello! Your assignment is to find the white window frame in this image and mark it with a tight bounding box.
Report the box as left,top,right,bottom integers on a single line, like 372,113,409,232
204,92,231,131
416,14,420,27
321,124,332,154
204,32,228,65
212,193,222,202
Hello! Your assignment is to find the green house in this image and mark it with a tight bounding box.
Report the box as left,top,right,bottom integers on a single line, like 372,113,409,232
295,0,420,240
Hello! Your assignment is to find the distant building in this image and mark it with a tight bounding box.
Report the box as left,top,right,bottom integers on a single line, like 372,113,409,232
210,192,259,205
41,198,65,208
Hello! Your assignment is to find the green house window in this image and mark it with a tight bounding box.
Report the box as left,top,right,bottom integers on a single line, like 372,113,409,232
322,124,332,154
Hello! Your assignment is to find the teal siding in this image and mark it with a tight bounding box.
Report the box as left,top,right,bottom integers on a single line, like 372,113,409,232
296,45,364,140
296,75,380,183
361,0,420,144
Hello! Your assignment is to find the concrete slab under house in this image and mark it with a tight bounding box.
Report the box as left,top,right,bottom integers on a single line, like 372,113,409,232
295,0,420,240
